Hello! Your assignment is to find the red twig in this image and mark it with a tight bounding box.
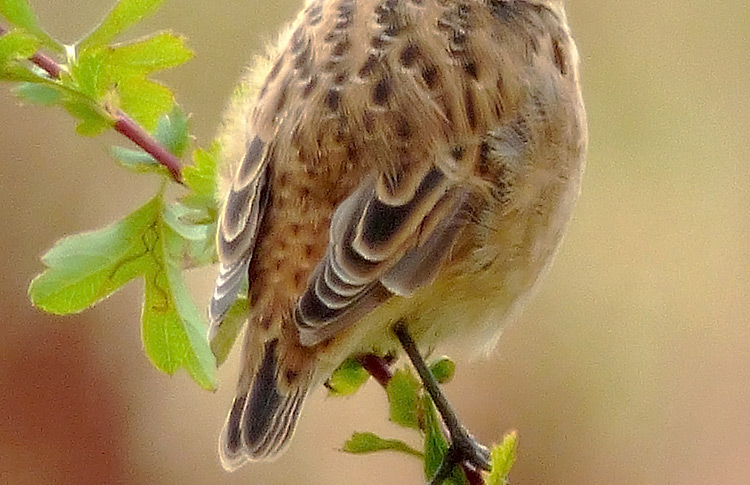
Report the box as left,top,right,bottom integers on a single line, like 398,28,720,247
0,23,182,183
31,50,62,78
114,114,182,181
359,354,394,387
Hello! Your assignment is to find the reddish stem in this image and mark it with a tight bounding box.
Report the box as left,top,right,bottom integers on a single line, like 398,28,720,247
31,51,62,78
0,23,182,183
464,466,485,485
359,354,394,387
114,114,182,182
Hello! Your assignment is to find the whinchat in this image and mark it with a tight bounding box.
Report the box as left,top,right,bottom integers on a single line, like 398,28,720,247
209,0,587,474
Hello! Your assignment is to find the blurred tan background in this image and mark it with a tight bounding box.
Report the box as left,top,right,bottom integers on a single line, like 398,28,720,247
1,1,748,484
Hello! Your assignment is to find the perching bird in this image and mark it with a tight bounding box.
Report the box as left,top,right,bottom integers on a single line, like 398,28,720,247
209,0,587,477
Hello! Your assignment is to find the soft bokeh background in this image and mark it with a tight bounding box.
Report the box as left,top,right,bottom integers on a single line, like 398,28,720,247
1,1,747,483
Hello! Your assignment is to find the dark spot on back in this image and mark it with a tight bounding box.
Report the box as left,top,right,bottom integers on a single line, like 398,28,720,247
359,54,379,78
333,39,351,56
396,116,411,139
451,145,465,161
422,65,439,89
373,77,392,105
464,59,479,79
399,43,420,67
326,88,341,111
464,87,476,130
334,72,348,85
371,35,387,50
347,142,359,161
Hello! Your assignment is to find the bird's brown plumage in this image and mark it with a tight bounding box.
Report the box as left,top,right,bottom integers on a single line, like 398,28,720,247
211,0,586,469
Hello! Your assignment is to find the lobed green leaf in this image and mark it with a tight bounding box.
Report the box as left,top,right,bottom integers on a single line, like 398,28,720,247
327,358,370,397
28,197,160,314
62,98,112,136
0,0,60,50
68,47,110,98
13,82,63,105
117,76,173,131
78,0,165,50
485,432,518,485
110,145,164,173
138,196,216,390
108,32,192,74
152,105,189,156
422,394,466,484
162,202,215,268
386,369,422,430
0,29,39,81
182,142,219,210
342,432,423,458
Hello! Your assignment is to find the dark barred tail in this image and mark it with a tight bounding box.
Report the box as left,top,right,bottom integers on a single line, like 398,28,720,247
219,339,312,470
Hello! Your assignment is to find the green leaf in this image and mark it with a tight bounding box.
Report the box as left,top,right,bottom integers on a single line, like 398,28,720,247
62,98,112,136
422,394,466,485
78,0,165,50
182,143,219,206
0,28,37,60
0,29,39,81
152,105,189,157
327,358,370,397
429,356,456,384
13,82,63,105
108,32,192,74
386,369,421,429
29,195,217,390
342,432,423,458
68,47,110,98
140,258,216,390
110,145,163,172
163,203,211,241
485,432,518,485
209,295,247,365
162,202,215,268
29,197,160,314
422,393,449,480
117,76,173,131
0,0,60,50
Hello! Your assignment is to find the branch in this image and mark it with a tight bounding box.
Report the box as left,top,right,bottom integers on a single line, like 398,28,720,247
360,354,485,485
0,23,183,183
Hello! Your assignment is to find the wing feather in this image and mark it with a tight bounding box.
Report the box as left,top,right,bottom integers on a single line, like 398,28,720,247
209,135,272,334
296,165,467,346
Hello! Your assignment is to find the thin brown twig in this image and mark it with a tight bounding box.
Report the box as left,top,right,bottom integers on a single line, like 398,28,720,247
0,22,183,183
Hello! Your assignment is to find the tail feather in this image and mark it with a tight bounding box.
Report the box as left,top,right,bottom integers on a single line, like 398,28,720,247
219,339,312,470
